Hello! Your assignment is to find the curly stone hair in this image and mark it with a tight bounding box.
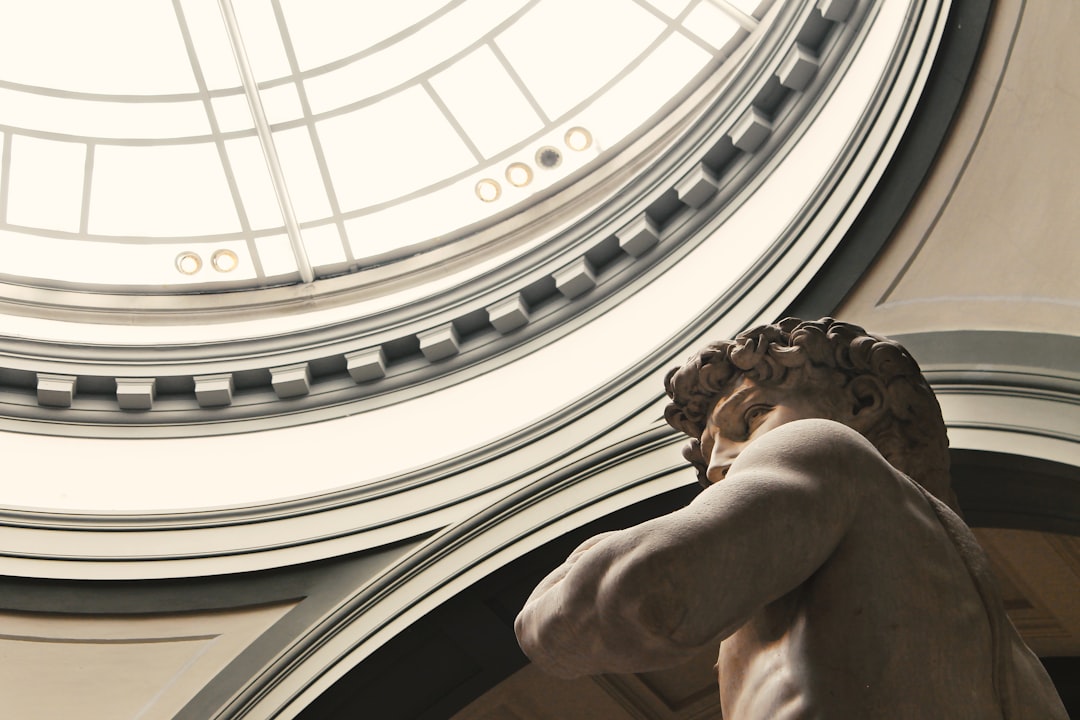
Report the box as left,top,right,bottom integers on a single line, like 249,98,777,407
664,317,958,511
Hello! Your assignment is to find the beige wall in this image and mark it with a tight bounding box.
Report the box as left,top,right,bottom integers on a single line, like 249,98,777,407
0,603,296,720
839,0,1079,337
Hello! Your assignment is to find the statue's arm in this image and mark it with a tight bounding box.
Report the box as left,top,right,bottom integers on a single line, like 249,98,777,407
514,419,873,677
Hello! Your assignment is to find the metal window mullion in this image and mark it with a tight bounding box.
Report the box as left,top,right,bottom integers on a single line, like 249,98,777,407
422,81,485,163
218,0,314,284
488,39,551,125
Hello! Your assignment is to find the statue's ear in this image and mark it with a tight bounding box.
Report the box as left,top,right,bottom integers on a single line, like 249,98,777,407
847,375,887,419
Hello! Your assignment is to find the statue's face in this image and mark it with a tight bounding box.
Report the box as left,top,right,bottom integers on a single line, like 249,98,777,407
698,376,849,485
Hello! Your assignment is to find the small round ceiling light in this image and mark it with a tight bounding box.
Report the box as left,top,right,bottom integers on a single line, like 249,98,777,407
175,252,202,275
535,146,562,169
211,249,239,273
505,162,533,187
565,126,592,152
475,178,501,202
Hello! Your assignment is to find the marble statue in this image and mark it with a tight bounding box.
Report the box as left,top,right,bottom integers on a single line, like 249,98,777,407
515,318,1067,718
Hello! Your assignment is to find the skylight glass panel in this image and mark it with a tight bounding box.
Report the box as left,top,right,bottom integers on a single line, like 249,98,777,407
211,92,257,133
317,85,476,210
278,0,449,72
89,144,240,237
344,123,600,261
574,33,713,144
302,43,423,117
644,0,694,19
6,135,84,232
261,82,304,125
0,129,5,202
300,224,348,269
270,127,332,222
0,88,210,140
302,0,529,116
429,45,545,159
0,0,194,94
684,2,745,54
0,229,255,286
494,0,665,120
725,0,774,19
224,136,284,230
0,0,766,291
255,233,298,277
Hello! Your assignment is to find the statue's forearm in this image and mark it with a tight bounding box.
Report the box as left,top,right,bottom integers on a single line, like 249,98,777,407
514,528,700,677
516,421,874,679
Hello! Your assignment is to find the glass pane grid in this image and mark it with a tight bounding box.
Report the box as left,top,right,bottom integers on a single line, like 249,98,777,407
0,0,757,292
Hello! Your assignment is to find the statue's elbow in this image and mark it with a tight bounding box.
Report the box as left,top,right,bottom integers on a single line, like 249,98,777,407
606,549,696,647
514,602,552,664
514,593,593,678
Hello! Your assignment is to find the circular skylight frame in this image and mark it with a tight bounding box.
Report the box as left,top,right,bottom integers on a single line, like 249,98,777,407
0,0,967,584
0,0,914,444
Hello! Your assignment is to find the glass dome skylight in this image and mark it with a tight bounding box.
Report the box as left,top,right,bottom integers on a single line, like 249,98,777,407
0,0,770,292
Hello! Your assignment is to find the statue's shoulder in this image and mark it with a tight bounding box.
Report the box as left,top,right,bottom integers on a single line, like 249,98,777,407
734,418,891,484
750,417,879,457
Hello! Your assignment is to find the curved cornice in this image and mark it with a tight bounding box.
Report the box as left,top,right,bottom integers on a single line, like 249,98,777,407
897,330,1080,395
226,429,692,719
897,329,1080,468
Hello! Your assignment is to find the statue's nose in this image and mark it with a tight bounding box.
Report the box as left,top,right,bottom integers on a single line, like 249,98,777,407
705,463,731,484
706,444,738,484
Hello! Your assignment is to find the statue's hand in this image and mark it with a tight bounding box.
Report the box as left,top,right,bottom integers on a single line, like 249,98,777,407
681,439,710,487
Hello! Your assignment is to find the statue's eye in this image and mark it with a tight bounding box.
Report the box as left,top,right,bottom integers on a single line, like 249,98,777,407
743,405,771,433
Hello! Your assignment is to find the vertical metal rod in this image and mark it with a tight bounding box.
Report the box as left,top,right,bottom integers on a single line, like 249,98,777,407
706,0,759,31
218,0,315,284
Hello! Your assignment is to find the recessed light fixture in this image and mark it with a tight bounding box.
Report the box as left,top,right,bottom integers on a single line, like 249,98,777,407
535,146,562,169
175,252,202,275
506,162,533,187
211,249,239,273
476,178,501,202
565,126,592,152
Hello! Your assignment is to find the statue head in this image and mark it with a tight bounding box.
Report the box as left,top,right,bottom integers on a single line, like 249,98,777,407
664,317,958,511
